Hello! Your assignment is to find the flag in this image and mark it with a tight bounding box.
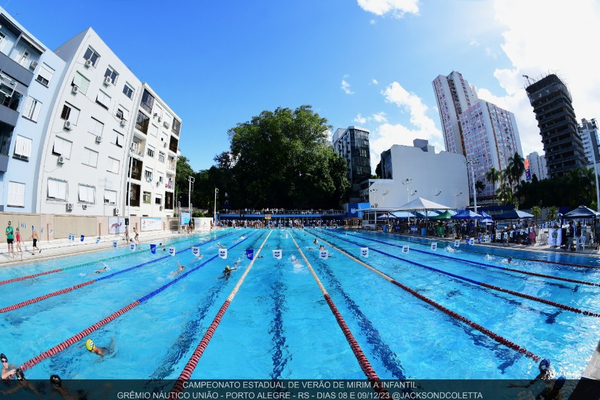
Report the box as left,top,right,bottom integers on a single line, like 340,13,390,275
431,242,437,251
80,235,85,242
360,247,369,258
191,246,200,257
272,249,282,260
150,244,157,254
130,243,136,251
169,246,176,256
49,229,54,236
467,238,474,246
454,239,460,248
95,237,101,244
113,240,118,248
402,245,410,254
319,250,328,260
218,248,227,259
246,249,254,260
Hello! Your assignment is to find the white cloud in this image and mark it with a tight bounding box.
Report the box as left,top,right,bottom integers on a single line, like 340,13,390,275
357,0,419,17
368,82,443,168
488,0,600,156
341,80,354,95
371,79,379,85
354,113,367,124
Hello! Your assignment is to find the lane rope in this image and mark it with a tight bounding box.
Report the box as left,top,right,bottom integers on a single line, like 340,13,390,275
309,230,542,363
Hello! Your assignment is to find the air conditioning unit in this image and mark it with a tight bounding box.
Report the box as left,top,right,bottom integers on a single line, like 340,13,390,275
120,119,127,127
156,181,160,187
30,60,38,70
64,120,72,130
71,85,79,94
95,136,102,144
84,59,93,68
158,117,162,122
66,203,73,211
147,177,153,183
103,76,112,86
163,142,167,148
113,208,120,216
163,121,170,129
82,204,87,210
159,206,163,211
57,156,65,164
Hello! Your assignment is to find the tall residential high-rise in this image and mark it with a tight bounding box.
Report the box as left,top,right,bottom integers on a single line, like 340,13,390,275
525,74,587,177
526,152,548,181
578,118,600,165
332,126,371,203
433,71,523,204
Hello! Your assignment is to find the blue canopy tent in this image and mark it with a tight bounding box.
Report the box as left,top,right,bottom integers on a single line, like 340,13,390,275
495,209,534,220
451,210,483,220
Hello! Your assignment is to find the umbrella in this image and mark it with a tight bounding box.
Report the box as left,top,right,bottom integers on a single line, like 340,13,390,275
494,209,534,220
430,210,455,220
394,197,453,211
563,205,600,219
451,210,483,220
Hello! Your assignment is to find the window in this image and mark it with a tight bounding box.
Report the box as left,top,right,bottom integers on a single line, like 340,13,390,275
107,156,120,174
19,50,30,67
157,172,164,185
123,83,134,99
82,147,99,168
83,47,100,67
116,105,129,121
7,182,25,207
88,118,104,138
35,64,55,87
149,124,158,137
140,89,154,114
155,194,162,205
96,90,111,109
143,191,151,204
146,145,155,158
13,135,32,159
144,168,153,182
160,132,169,145
104,189,117,205
72,72,90,94
47,178,68,201
172,119,181,136
78,184,95,204
22,97,42,122
135,111,149,134
158,151,165,163
113,131,124,148
104,67,119,85
60,103,80,124
52,136,73,159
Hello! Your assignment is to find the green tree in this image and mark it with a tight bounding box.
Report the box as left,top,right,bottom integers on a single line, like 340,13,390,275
531,205,542,224
547,205,558,223
486,166,502,205
507,152,526,190
175,156,196,208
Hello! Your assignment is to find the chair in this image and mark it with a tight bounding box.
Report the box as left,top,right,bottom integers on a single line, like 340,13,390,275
578,235,587,251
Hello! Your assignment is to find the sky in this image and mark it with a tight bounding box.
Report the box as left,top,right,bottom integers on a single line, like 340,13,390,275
6,0,600,173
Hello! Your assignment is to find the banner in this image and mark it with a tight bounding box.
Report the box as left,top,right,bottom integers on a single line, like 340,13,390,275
319,250,328,259
548,228,562,247
219,248,228,259
431,242,437,251
113,240,118,248
141,217,163,232
169,246,176,256
467,238,474,246
246,249,254,260
191,246,200,257
109,217,126,234
95,237,101,244
484,235,490,243
150,244,157,254
80,235,85,242
402,245,410,254
496,233,501,240
454,239,460,248
130,243,136,251
273,249,282,260
360,247,369,258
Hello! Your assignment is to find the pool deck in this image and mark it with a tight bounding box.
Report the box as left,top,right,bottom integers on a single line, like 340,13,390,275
1,227,599,389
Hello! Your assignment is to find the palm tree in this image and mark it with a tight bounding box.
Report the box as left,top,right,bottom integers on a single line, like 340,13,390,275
496,182,513,205
486,166,502,205
547,205,558,225
507,152,526,190
531,205,541,224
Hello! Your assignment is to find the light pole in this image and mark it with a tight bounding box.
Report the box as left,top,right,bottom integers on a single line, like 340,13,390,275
590,129,600,212
402,178,412,203
369,188,378,208
214,188,219,225
466,160,477,214
187,176,195,218
126,145,134,233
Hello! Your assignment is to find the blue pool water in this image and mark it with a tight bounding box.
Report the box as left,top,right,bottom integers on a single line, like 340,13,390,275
0,228,599,381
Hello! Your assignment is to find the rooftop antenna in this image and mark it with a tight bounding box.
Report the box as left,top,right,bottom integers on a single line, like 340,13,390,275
522,75,532,86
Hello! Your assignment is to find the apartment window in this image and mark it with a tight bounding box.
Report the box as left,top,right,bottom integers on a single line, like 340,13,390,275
96,90,111,109
155,194,162,205
60,103,80,124
83,47,100,67
107,156,120,174
47,178,68,201
82,147,99,168
52,136,73,159
116,105,129,121
172,119,181,136
35,64,55,87
146,145,155,158
13,135,32,159
72,72,90,94
104,67,119,85
7,181,25,207
158,151,165,163
157,172,164,185
22,97,42,122
135,111,149,134
78,184,95,204
144,168,153,182
104,189,117,205
116,132,125,148
149,124,158,137
140,89,154,114
88,119,104,140
143,191,151,204
19,50,30,67
123,83,134,99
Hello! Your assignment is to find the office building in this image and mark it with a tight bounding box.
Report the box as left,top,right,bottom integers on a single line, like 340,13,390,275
332,126,371,202
526,151,548,181
578,118,600,165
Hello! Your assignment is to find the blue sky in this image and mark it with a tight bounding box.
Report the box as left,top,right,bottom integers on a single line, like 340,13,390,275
7,0,600,173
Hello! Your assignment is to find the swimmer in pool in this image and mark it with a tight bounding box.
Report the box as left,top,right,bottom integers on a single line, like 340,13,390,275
218,265,238,280
84,338,114,358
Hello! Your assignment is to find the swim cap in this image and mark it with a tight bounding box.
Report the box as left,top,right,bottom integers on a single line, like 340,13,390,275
50,374,62,386
540,358,551,371
85,339,96,352
554,376,566,390
225,266,231,271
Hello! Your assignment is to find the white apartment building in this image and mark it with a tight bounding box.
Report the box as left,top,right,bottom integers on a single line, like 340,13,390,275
365,141,469,209
526,151,548,181
579,118,600,165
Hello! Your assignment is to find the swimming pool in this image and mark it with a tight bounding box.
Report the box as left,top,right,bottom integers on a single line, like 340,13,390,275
0,228,598,383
